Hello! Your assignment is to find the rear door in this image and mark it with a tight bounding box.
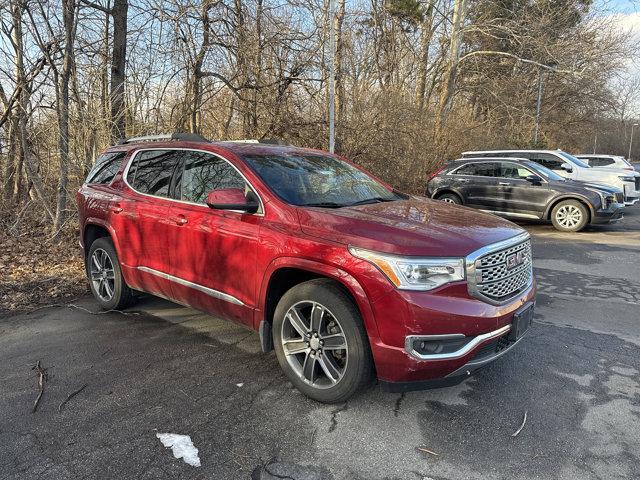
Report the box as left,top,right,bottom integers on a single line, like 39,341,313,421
451,162,502,208
495,161,550,216
166,150,262,327
115,149,183,298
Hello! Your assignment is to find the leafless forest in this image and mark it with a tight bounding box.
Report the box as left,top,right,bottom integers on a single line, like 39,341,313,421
1,0,639,238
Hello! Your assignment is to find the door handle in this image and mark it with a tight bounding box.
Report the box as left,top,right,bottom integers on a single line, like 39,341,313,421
458,179,469,183
175,215,188,225
498,182,511,186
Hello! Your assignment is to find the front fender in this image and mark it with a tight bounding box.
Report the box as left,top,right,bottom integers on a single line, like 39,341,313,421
257,256,381,343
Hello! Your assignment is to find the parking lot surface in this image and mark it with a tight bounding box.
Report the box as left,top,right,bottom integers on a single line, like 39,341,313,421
1,208,639,480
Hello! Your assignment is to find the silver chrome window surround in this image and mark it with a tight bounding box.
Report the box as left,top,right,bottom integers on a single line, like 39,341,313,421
465,232,533,306
121,147,265,216
405,324,511,361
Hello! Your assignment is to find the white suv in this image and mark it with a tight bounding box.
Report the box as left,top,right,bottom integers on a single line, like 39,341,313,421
575,154,635,171
462,149,640,205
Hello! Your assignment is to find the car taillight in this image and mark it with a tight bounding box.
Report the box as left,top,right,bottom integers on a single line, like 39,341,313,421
428,165,446,180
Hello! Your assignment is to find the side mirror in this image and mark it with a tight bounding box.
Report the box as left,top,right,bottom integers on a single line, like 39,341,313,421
560,163,573,173
525,175,543,184
206,188,259,214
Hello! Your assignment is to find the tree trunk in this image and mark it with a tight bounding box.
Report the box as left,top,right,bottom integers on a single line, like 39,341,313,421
110,0,128,142
334,0,346,147
435,0,466,136
53,0,77,235
415,1,434,110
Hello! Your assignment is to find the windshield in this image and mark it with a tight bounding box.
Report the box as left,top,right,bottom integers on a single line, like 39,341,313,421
524,161,566,181
557,151,591,168
242,153,400,207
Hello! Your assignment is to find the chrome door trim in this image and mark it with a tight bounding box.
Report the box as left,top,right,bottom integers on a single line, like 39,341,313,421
137,266,245,306
405,324,512,361
479,210,540,219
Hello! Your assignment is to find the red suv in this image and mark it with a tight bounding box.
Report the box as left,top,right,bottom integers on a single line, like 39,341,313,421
77,134,536,402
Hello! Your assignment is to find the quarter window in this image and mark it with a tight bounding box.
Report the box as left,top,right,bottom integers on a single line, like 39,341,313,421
86,152,126,185
178,152,248,204
127,150,181,197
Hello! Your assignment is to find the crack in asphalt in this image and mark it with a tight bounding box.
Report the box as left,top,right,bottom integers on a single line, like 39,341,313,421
394,392,406,417
328,403,348,433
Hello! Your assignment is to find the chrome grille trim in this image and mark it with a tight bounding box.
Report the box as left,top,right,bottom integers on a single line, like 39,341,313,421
466,232,533,305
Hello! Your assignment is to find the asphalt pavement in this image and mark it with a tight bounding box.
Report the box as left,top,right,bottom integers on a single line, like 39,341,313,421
1,207,639,480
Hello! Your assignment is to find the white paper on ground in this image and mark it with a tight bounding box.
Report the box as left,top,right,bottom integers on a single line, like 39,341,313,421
156,433,201,467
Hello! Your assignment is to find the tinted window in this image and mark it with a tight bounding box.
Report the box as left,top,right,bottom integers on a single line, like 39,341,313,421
454,162,499,177
86,152,125,184
127,150,181,197
590,157,615,167
532,153,564,170
474,163,499,177
242,154,399,207
178,152,247,204
454,164,477,175
499,163,534,179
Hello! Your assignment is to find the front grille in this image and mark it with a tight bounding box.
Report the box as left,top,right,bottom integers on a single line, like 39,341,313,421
635,177,640,191
468,237,533,304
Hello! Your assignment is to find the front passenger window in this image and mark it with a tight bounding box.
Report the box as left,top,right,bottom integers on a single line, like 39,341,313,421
179,152,249,204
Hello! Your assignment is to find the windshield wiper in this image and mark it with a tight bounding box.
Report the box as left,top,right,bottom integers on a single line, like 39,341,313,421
301,202,346,208
348,197,396,206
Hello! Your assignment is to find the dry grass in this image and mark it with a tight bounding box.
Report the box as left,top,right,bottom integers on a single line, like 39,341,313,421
0,226,87,314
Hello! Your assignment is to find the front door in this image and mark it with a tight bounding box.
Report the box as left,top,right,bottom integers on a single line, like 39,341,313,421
494,161,552,216
167,150,262,327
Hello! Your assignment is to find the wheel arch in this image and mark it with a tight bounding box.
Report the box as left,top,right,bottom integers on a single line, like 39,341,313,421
544,195,594,222
257,258,381,351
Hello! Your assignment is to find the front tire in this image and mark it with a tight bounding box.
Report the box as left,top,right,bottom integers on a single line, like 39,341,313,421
272,279,374,403
551,200,589,232
436,192,462,204
86,237,135,310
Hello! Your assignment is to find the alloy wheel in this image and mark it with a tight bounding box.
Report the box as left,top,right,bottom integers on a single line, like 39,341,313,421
555,204,583,229
89,248,116,302
281,301,348,389
442,197,455,203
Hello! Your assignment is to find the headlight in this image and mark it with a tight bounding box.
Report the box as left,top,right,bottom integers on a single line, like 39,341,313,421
349,246,465,290
619,176,635,182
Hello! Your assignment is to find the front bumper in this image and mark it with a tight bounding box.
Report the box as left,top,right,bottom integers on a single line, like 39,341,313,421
369,281,536,387
591,204,625,224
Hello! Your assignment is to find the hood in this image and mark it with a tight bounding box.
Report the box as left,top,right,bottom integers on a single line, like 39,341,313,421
562,180,623,194
296,197,525,257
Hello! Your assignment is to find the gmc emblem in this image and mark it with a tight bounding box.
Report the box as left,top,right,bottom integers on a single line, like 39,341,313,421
506,251,525,270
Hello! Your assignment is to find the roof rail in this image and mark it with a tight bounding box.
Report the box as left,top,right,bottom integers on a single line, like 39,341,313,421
119,133,211,145
224,138,289,146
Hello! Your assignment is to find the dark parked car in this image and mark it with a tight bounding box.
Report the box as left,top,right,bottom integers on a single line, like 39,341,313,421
426,157,624,232
77,134,536,403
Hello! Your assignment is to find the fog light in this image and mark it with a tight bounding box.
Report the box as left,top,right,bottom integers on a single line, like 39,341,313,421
413,337,470,356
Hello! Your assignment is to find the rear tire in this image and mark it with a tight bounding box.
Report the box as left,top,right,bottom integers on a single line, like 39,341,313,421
551,200,589,232
436,192,462,204
272,279,374,403
86,237,135,310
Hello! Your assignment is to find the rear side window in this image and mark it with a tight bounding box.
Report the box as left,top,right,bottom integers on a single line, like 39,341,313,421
454,162,499,177
590,157,615,167
127,150,181,197
177,152,247,204
86,152,126,184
